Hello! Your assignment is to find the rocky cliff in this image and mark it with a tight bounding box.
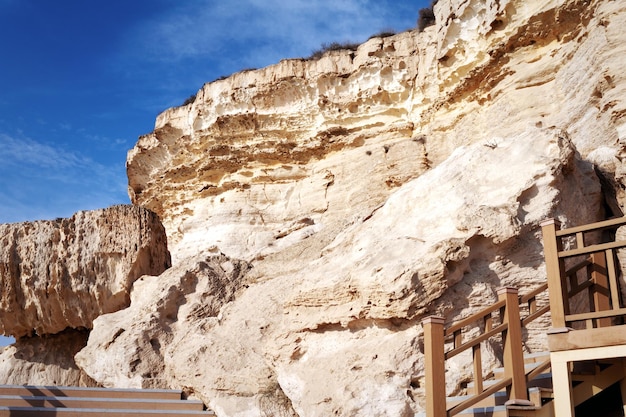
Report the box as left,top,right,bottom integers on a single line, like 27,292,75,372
120,0,626,415
2,0,626,415
0,205,170,385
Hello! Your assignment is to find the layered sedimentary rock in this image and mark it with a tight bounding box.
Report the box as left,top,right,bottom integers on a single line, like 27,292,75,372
0,205,170,338
127,0,626,265
94,129,600,415
80,0,626,415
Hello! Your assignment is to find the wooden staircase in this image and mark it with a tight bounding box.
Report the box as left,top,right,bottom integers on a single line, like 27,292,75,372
440,355,626,416
422,216,626,417
0,385,215,416
445,351,553,417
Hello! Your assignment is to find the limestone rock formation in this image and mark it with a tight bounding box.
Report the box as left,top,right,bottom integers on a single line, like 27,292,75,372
127,0,626,266
0,330,97,387
0,205,170,338
88,129,601,415
106,0,626,414
75,254,251,390
18,0,626,415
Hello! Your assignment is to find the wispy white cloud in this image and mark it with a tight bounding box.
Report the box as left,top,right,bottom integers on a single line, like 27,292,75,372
109,0,425,112
127,0,406,67
0,133,129,223
0,133,87,169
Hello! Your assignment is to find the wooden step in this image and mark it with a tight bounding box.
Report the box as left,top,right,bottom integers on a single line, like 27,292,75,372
0,407,214,416
492,362,551,380
0,395,205,410
522,351,550,364
0,385,183,400
456,405,508,416
0,385,214,416
444,352,555,417
467,372,553,392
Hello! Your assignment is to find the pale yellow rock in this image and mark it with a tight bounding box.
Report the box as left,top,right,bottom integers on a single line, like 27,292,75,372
88,128,601,415
75,254,252,390
0,205,170,338
82,0,626,415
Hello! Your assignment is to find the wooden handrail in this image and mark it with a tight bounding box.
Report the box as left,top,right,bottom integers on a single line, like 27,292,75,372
558,240,626,258
541,217,626,329
422,284,549,416
445,299,506,336
555,216,626,236
448,377,512,416
519,282,548,304
566,307,626,322
522,304,550,327
445,322,508,359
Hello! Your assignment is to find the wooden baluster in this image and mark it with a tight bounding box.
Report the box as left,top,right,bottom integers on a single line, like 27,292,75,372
605,249,622,310
453,329,462,350
590,251,611,328
498,287,529,404
576,232,585,250
541,219,569,328
484,313,492,332
423,316,446,417
472,344,483,395
528,296,537,315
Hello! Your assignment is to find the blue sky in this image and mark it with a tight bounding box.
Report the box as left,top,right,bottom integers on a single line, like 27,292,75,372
0,0,429,225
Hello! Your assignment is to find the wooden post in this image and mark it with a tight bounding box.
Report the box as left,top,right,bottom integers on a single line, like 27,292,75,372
589,251,611,328
621,359,626,416
498,287,529,403
423,316,446,417
541,219,568,328
550,351,575,417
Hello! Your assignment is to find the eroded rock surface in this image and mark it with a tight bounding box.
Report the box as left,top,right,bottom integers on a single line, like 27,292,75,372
0,329,97,387
75,254,251,390
88,129,601,415
127,0,626,266
0,205,170,338
76,0,626,415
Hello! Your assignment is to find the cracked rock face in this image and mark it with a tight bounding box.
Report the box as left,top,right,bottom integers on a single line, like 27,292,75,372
75,254,252,390
0,205,171,338
91,128,601,415
84,0,626,415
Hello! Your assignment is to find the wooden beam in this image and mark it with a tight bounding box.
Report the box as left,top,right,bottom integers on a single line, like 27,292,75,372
572,359,625,407
605,249,622,309
548,325,626,351
565,307,626,324
621,360,626,417
550,352,574,417
472,344,483,395
558,240,626,258
589,252,611,327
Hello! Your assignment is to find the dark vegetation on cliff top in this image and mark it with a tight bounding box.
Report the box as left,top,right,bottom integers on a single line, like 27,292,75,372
417,1,438,32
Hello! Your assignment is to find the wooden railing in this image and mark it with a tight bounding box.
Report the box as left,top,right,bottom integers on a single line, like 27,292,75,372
423,284,550,417
541,217,626,329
